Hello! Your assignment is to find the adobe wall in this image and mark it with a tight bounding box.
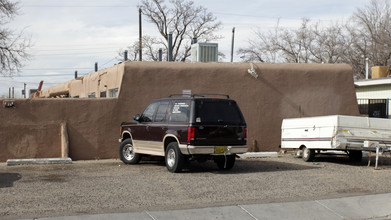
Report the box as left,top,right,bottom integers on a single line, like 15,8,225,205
0,98,121,162
0,62,359,162
118,62,359,152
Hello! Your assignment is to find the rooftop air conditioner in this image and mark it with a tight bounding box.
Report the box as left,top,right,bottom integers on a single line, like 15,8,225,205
191,43,218,62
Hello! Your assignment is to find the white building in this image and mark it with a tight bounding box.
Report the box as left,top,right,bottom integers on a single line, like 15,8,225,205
355,78,391,118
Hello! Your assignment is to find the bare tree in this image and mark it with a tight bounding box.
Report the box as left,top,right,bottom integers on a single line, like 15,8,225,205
239,19,316,63
119,36,166,61
348,0,391,78
239,0,391,79
0,0,30,76
138,0,222,61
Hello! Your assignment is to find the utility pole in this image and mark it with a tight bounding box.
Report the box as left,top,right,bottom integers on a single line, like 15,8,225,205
139,8,142,61
231,27,235,62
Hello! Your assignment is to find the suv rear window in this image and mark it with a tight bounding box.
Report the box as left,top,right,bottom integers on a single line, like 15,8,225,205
194,99,244,124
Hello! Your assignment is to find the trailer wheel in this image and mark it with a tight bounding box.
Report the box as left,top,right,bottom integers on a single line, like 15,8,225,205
348,150,362,162
302,146,315,162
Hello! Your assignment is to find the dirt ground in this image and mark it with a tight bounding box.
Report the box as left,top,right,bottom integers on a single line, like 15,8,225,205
1,153,391,220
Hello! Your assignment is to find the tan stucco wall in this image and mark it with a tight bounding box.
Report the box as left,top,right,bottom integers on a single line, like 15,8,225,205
118,62,359,152
0,62,359,161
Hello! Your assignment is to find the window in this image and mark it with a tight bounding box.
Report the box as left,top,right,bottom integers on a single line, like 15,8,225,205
108,88,118,98
88,92,96,98
154,102,170,122
195,100,244,124
100,91,107,98
141,102,159,122
169,100,191,123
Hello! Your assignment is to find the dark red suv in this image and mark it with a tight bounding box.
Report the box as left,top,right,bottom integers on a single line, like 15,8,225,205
119,94,247,172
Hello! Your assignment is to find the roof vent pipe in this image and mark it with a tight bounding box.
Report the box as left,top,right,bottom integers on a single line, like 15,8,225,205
124,50,128,61
75,70,78,79
159,48,162,61
192,37,197,44
95,62,98,72
168,33,173,61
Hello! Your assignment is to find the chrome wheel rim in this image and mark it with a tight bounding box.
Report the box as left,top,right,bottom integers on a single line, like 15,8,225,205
123,144,134,161
167,148,176,168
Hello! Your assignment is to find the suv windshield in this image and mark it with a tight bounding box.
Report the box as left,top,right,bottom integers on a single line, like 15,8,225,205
194,99,244,124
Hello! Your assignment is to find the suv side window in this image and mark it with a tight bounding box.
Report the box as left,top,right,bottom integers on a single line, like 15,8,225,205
154,101,170,122
141,102,159,122
169,100,191,123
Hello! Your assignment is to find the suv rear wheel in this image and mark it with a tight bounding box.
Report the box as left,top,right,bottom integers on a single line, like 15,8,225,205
165,142,184,173
215,155,236,170
119,139,141,164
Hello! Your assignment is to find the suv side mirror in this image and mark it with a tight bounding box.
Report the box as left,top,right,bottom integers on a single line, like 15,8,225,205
134,114,141,122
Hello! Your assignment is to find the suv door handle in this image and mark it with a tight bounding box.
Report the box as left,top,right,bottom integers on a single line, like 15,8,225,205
162,127,167,131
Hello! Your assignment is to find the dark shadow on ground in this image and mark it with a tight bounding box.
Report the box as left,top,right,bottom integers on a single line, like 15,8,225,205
310,153,391,167
182,159,320,174
135,156,320,174
0,173,22,188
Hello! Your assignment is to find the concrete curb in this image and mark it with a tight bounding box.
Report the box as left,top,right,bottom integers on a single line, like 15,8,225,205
238,152,279,158
6,158,72,166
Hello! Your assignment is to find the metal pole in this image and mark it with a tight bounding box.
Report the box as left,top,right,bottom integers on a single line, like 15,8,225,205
139,8,142,61
12,87,14,98
95,62,98,72
9,87,11,98
168,33,173,61
124,50,128,61
231,27,235,62
75,70,78,79
365,58,369,79
375,145,379,170
24,83,26,98
159,48,162,61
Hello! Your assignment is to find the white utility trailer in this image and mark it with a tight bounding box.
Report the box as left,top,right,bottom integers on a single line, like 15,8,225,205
281,115,391,165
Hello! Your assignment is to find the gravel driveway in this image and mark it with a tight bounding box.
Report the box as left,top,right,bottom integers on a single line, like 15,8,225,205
1,153,391,219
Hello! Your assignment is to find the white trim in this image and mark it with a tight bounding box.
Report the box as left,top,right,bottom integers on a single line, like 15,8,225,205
355,78,391,87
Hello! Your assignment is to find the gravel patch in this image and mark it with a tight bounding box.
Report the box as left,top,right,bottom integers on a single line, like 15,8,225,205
1,153,391,219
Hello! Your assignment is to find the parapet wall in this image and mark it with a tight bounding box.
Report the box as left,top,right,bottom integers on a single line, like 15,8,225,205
0,62,359,161
118,62,360,152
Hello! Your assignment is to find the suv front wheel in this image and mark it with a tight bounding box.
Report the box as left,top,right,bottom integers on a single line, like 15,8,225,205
165,142,184,173
119,139,141,164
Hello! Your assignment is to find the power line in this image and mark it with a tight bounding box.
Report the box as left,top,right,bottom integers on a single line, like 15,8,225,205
33,50,118,56
23,5,138,8
1,74,78,77
30,46,125,52
21,68,91,71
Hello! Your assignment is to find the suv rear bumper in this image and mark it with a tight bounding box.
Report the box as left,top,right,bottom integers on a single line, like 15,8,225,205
179,144,248,155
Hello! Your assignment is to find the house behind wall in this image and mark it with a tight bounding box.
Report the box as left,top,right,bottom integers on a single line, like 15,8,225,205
0,62,359,161
39,64,124,98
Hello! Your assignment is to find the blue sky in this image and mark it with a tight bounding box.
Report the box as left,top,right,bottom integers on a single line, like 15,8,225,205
1,0,368,97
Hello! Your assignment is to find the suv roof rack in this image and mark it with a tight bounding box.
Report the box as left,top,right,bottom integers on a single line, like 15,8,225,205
169,93,230,99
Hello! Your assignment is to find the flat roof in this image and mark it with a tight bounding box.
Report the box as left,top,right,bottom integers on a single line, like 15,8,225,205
355,77,391,87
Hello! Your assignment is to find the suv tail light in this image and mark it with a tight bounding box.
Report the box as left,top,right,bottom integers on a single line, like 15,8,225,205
187,126,195,142
244,128,247,140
